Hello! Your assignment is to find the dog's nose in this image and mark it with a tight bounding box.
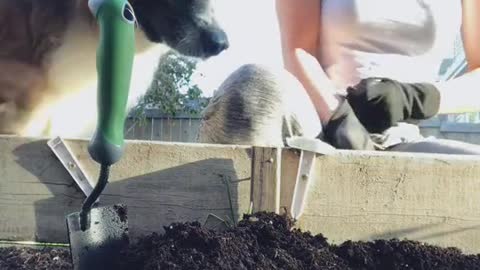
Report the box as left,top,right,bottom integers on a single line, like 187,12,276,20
205,30,229,56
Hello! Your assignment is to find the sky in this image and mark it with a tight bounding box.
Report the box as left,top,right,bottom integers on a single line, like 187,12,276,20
192,0,283,97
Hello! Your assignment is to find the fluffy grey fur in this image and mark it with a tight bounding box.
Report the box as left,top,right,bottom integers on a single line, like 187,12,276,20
197,64,323,147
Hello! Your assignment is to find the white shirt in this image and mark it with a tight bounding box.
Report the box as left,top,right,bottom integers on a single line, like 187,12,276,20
319,0,462,92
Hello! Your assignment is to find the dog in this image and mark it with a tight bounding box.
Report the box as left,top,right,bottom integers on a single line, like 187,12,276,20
0,0,228,138
196,64,323,147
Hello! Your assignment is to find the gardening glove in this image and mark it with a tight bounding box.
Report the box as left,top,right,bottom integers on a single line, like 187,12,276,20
323,96,376,150
346,77,441,134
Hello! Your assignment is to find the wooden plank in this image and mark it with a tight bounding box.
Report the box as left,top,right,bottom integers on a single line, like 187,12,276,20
187,119,201,143
169,118,182,142
0,136,252,243
440,122,480,133
280,149,480,254
160,118,171,142
129,119,151,141
124,119,136,140
250,147,281,214
153,118,164,141
150,118,162,141
4,134,480,255
279,148,300,215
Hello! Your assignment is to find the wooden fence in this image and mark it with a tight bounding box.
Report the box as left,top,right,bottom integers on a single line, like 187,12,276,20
125,116,480,145
125,117,202,142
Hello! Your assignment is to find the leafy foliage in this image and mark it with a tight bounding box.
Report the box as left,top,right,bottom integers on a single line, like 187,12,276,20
129,51,210,122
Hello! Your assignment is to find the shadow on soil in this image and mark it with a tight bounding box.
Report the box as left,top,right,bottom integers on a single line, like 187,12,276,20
12,140,247,243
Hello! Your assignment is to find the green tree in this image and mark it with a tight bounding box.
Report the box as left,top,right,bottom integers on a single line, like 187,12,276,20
129,50,210,121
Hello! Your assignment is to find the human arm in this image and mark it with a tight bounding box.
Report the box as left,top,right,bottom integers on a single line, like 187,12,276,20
275,0,375,150
275,0,339,124
433,0,480,114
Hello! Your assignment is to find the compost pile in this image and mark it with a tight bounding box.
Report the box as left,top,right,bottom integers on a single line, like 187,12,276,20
2,212,480,270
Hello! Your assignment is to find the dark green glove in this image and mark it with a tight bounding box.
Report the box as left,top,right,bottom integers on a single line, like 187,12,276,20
323,97,376,150
346,77,441,134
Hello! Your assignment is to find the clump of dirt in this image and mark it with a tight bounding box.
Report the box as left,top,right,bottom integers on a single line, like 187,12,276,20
0,246,72,270
120,212,344,270
2,212,480,270
334,239,480,270
113,204,128,223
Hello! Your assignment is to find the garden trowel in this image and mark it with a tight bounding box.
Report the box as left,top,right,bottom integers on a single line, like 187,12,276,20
286,136,336,220
65,0,136,269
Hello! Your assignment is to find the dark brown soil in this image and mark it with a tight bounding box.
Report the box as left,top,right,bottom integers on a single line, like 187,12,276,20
2,212,480,270
0,246,72,270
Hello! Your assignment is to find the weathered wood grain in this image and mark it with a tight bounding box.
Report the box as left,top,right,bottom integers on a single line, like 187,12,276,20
280,150,480,254
3,135,480,255
251,147,281,214
0,136,252,243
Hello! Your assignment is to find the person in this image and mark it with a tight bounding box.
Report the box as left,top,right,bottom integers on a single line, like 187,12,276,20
197,0,480,155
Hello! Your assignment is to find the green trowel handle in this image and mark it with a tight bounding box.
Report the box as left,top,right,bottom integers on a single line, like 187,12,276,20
87,0,136,165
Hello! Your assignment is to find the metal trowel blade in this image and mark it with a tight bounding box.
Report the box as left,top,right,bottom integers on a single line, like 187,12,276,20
66,204,129,270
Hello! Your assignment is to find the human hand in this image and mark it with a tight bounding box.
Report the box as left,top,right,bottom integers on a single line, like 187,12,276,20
323,96,376,150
